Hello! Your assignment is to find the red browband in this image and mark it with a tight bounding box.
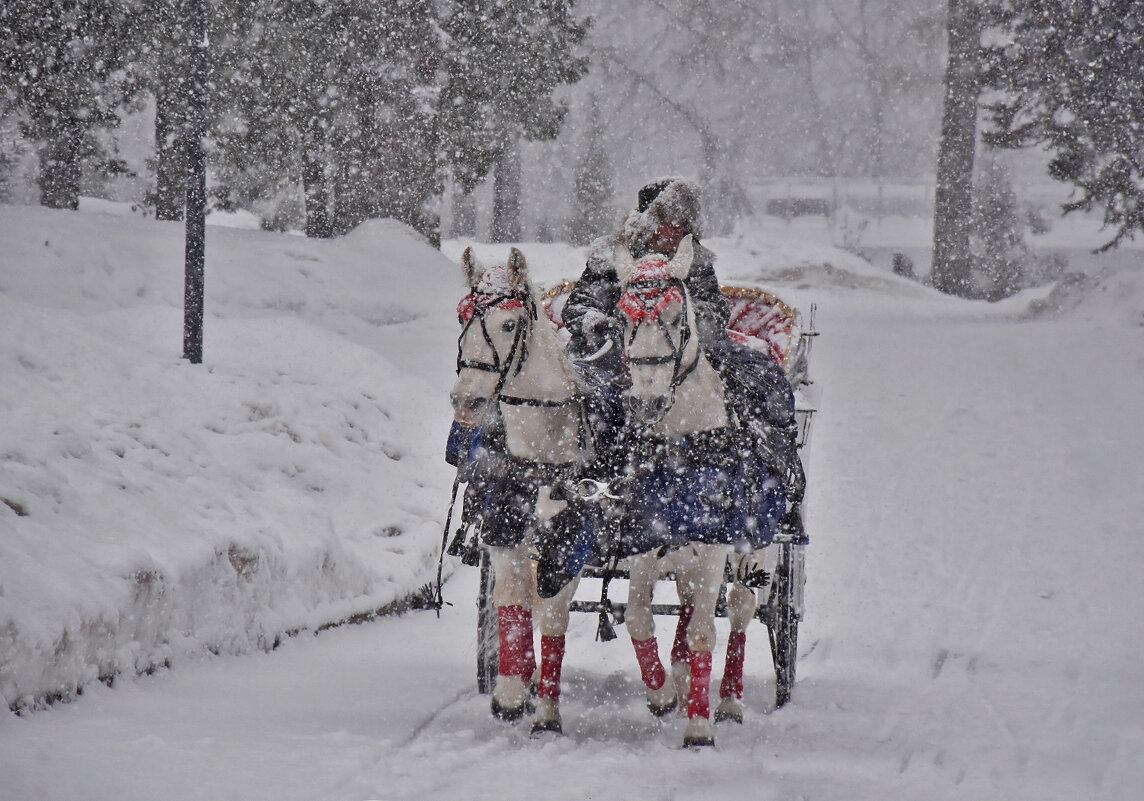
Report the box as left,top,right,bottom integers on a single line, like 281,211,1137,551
618,259,682,322
457,293,525,322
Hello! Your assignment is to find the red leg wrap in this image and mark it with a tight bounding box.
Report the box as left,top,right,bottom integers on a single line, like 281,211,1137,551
671,604,694,665
521,609,536,683
497,605,529,678
720,630,746,700
688,650,713,719
537,635,565,699
631,636,666,690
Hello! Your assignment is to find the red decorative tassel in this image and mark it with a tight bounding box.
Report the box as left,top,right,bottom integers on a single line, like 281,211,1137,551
671,604,694,665
537,635,566,699
631,636,667,690
720,630,746,700
688,650,713,719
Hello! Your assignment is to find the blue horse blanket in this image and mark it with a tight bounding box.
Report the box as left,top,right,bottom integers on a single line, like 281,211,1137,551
621,441,785,556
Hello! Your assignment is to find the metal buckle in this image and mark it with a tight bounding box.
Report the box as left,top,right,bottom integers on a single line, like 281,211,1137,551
575,478,621,501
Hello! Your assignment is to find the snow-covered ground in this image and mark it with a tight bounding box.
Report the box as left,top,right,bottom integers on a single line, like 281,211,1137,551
1,201,1142,800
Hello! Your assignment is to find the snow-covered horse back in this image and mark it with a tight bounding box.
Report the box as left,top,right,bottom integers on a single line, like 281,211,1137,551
450,246,592,735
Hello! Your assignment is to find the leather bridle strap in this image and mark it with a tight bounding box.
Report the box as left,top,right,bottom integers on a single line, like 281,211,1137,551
455,292,536,398
622,277,701,402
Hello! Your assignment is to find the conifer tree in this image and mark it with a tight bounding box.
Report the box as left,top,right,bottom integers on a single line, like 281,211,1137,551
440,0,588,238
1,0,139,209
980,0,1144,251
969,158,1028,300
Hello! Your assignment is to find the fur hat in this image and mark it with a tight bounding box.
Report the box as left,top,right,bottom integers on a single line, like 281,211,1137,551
624,176,705,244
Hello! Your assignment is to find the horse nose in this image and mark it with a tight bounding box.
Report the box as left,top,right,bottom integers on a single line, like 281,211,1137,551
625,395,668,423
450,393,488,426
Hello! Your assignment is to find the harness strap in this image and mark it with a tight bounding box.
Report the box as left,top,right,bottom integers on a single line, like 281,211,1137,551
434,472,462,615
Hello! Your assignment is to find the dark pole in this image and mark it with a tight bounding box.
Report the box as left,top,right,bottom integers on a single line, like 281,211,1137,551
183,0,207,364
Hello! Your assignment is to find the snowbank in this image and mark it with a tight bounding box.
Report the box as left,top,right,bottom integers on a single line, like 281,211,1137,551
0,205,458,710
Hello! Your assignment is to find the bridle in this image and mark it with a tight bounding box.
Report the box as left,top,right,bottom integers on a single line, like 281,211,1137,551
456,289,535,401
618,275,701,418
456,288,583,412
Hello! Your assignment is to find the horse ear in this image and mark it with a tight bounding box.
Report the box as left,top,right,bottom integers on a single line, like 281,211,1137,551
613,242,636,285
507,247,528,290
461,246,483,287
666,234,695,279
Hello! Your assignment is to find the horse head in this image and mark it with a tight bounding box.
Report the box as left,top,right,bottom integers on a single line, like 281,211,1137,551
615,235,703,427
451,246,536,428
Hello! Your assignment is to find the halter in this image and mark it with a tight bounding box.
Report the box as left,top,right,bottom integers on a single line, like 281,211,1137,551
618,275,701,417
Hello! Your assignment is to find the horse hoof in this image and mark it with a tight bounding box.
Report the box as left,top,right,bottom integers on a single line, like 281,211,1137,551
530,697,562,735
682,716,715,748
491,675,529,722
713,696,744,725
490,696,526,722
530,716,563,736
646,682,678,717
647,695,678,718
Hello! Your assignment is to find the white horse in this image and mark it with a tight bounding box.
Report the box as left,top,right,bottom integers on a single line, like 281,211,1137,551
450,246,593,735
614,234,775,747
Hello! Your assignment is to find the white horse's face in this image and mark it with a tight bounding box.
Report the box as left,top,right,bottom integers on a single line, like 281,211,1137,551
616,237,699,427
451,248,533,428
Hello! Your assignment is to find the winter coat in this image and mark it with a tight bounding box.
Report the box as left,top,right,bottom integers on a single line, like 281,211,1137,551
563,233,730,375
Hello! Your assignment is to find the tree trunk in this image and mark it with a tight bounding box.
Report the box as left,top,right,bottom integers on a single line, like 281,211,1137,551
38,127,82,210
302,150,332,239
452,189,477,238
490,140,522,243
155,82,186,221
931,0,979,297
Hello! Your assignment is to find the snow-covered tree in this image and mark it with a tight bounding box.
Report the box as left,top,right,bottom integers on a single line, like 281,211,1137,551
828,0,947,195
566,94,614,245
439,0,588,240
969,157,1029,300
209,0,442,240
0,0,141,209
980,0,1144,251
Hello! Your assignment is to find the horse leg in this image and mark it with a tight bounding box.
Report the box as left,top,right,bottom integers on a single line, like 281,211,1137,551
677,544,732,747
529,575,580,735
714,580,755,724
669,592,694,711
488,544,535,721
625,551,678,716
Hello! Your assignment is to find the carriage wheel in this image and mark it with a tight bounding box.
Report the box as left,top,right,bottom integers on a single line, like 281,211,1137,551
476,549,498,694
766,541,800,708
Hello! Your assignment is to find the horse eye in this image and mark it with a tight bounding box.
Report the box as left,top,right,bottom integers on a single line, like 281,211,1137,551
501,319,517,333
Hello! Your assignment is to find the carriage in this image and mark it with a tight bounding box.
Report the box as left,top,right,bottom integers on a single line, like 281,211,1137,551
454,273,818,712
